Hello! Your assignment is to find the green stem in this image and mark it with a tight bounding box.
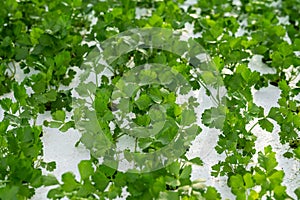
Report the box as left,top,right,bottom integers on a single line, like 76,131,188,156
198,80,220,106
113,132,126,141
7,61,16,79
134,137,138,152
248,120,260,133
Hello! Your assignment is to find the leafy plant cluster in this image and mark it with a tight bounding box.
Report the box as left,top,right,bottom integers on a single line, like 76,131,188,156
0,0,299,199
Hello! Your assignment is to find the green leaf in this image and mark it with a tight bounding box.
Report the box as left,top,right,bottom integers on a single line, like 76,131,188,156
229,174,244,189
139,69,157,84
138,138,153,149
203,186,221,200
32,78,46,94
92,171,110,191
212,56,224,71
135,94,152,111
272,25,286,37
48,121,63,128
283,152,293,158
274,185,287,198
73,0,82,7
54,51,71,75
61,172,79,192
293,115,300,128
202,106,226,129
0,98,12,111
259,118,274,132
13,83,27,105
188,157,203,166
45,161,56,172
165,176,180,188
278,42,293,57
52,110,66,122
148,14,163,26
30,170,43,188
258,145,278,172
44,89,58,101
151,177,166,197
30,27,44,45
293,146,300,160
59,121,75,132
76,82,96,97
15,47,28,61
0,120,9,132
278,80,290,94
268,170,284,185
78,160,94,180
295,187,300,199
249,190,259,199
201,71,217,85
179,165,192,179
167,162,181,177
243,173,254,188
0,186,19,200
47,188,63,199
42,175,59,186
77,180,96,197
148,87,163,103
268,107,283,122
253,172,266,185
158,191,179,200
236,64,251,82
252,45,268,54
181,110,196,126
134,114,151,126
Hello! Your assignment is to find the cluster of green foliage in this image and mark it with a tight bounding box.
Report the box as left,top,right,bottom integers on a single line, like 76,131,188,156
0,0,299,199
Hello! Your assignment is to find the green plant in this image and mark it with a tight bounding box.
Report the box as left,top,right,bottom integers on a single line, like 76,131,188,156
0,0,299,199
